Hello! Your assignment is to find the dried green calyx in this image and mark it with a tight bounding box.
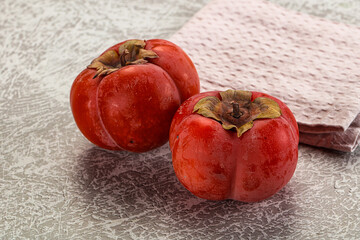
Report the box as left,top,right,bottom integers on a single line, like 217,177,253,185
193,89,282,137
88,39,158,78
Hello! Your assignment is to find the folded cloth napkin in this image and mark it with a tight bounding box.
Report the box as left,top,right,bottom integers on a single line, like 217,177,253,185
169,0,360,152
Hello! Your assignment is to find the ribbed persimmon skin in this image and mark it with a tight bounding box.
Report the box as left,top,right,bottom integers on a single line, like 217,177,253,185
169,91,299,202
70,39,199,152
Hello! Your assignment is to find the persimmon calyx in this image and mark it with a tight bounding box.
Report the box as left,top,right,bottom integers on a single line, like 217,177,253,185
87,39,158,78
193,89,282,137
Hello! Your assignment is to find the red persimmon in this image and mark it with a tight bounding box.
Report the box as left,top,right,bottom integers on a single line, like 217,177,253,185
70,39,199,152
169,89,299,202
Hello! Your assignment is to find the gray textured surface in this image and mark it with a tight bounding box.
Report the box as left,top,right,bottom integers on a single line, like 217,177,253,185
1,0,360,239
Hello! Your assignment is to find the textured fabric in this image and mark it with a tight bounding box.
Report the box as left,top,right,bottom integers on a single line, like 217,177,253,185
170,0,360,152
300,114,360,152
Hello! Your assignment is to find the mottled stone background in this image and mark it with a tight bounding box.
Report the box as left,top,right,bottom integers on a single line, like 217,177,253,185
1,0,359,239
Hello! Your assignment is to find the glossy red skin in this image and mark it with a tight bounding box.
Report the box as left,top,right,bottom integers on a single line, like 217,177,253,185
70,39,200,152
169,91,299,202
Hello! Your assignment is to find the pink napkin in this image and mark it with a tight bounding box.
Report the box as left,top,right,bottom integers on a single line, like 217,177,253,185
170,0,360,152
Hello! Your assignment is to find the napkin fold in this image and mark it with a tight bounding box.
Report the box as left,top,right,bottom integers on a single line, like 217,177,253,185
170,0,360,152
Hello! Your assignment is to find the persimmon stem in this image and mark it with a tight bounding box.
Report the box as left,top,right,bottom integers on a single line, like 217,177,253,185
193,89,282,137
120,49,129,66
232,102,241,118
87,39,158,78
